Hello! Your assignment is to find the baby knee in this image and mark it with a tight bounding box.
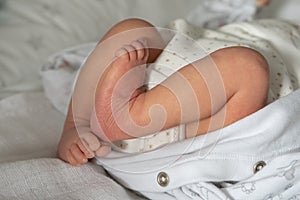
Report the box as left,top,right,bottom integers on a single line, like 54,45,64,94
232,47,270,104
221,46,269,84
239,47,269,88
213,46,269,84
214,46,269,103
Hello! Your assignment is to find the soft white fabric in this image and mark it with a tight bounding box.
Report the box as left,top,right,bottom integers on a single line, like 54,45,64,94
187,0,257,29
97,89,300,199
0,158,145,200
0,92,63,163
257,0,300,25
41,43,96,115
165,19,300,102
112,124,186,153
144,152,300,200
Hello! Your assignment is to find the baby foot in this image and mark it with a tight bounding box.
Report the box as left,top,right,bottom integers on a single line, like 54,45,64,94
80,131,101,152
94,39,149,142
80,132,111,157
95,141,111,157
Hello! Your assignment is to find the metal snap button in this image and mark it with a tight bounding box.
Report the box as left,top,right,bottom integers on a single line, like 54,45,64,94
253,161,266,174
157,172,169,187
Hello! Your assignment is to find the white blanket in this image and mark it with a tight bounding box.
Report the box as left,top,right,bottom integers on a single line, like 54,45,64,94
0,158,144,200
186,0,257,28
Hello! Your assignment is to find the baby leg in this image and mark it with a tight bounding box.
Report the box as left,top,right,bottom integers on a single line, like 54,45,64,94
92,46,269,141
59,18,165,164
193,47,269,136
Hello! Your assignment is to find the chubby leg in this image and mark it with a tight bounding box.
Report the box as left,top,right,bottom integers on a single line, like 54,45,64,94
93,46,269,141
58,18,165,165
185,47,269,137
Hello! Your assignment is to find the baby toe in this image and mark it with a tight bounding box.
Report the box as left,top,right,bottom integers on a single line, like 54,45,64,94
71,144,88,164
138,39,149,61
115,47,129,60
123,44,137,61
80,132,101,151
131,40,146,60
95,144,111,157
66,150,79,166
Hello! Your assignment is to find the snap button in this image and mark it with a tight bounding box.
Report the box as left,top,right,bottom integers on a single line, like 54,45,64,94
253,161,266,174
157,172,169,187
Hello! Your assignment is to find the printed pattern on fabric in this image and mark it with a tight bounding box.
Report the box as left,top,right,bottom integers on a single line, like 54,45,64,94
166,19,300,103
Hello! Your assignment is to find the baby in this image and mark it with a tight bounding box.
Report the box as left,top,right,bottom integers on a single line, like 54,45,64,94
57,18,269,166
